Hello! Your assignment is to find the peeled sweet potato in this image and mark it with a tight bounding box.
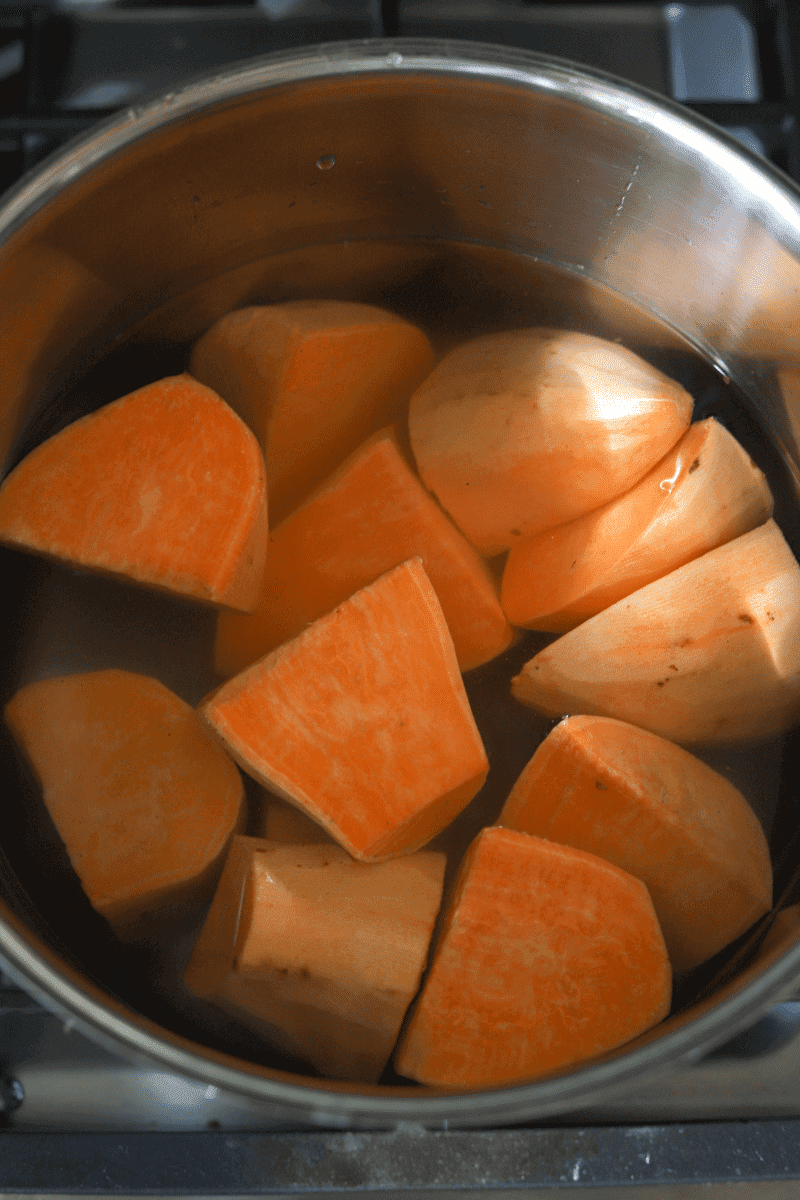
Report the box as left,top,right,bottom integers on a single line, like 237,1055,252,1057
4,670,245,939
394,826,671,1088
0,374,268,612
190,300,435,523
499,716,773,971
184,836,446,1082
201,559,489,862
501,418,773,631
512,520,800,745
215,426,514,678
408,328,694,555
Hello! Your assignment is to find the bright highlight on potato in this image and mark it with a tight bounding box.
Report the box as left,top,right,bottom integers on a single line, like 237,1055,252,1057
408,328,694,555
501,417,774,631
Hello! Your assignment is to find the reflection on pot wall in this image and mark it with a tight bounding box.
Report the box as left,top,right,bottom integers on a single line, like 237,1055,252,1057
0,239,116,468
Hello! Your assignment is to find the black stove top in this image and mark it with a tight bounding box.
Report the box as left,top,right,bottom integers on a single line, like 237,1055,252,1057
1,1,800,1193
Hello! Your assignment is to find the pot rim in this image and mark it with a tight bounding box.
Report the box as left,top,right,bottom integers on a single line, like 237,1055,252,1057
2,37,800,1125
3,37,800,251
3,910,800,1126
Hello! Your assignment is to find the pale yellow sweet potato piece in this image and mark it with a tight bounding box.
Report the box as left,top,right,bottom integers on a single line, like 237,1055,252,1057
184,836,446,1082
190,301,435,523
408,328,694,555
501,418,773,631
499,716,772,971
394,826,671,1088
201,559,489,862
511,520,800,745
0,374,268,612
4,670,245,939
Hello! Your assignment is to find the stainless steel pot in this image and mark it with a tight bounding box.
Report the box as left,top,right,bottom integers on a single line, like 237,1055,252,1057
1,39,800,1129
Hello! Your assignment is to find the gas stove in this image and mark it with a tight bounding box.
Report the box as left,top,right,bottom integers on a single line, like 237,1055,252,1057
1,1,800,1193
0,971,799,1191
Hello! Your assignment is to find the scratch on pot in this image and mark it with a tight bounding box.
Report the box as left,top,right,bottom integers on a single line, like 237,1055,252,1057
612,156,642,222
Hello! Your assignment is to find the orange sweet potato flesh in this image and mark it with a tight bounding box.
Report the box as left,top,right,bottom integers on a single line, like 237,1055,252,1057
0,374,268,612
394,826,671,1088
201,559,489,862
184,836,446,1082
215,427,514,677
189,300,435,524
501,418,774,631
408,328,694,555
4,670,245,939
499,716,772,972
512,520,800,745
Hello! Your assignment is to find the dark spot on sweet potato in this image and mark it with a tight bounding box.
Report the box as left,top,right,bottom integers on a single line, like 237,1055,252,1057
739,613,753,624
688,457,700,473
595,779,608,790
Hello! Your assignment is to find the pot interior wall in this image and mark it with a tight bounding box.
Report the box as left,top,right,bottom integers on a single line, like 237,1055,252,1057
1,47,800,1109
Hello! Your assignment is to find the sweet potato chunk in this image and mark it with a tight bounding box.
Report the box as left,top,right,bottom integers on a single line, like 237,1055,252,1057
0,374,268,612
215,427,514,677
201,559,489,861
184,837,445,1082
499,716,772,971
501,418,773,631
408,328,694,554
394,826,671,1087
190,301,435,523
4,670,245,938
512,520,800,745
259,798,334,845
